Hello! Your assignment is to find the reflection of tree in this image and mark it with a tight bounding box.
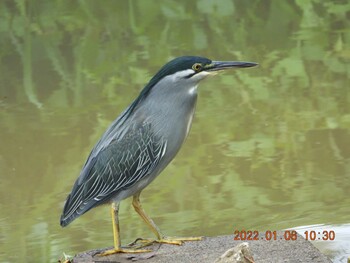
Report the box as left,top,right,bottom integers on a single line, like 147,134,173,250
1,1,348,108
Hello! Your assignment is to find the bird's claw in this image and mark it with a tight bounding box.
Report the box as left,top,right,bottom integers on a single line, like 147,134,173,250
97,247,151,256
129,236,203,248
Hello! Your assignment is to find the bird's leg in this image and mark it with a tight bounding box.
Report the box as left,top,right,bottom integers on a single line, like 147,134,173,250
97,202,151,256
130,192,202,248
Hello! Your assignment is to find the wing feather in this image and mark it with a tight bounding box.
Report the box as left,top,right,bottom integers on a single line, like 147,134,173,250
60,123,167,227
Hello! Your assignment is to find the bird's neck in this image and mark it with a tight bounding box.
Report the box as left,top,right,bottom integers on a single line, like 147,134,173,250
135,85,198,145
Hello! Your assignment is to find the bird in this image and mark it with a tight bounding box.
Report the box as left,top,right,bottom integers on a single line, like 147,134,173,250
60,56,258,255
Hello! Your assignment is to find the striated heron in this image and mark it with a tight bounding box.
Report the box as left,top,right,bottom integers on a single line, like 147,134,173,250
60,56,257,255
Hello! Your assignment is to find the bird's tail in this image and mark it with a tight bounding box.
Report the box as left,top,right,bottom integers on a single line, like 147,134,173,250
60,192,99,227
60,193,77,227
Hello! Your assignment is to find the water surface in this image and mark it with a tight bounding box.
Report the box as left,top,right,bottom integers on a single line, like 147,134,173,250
0,1,349,262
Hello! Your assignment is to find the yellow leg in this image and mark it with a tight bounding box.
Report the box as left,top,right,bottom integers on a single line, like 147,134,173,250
97,203,151,256
131,192,202,247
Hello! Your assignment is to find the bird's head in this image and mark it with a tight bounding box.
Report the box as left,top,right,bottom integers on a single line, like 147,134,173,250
145,56,258,91
128,56,258,115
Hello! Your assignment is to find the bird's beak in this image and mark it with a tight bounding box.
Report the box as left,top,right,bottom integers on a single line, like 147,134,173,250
205,61,258,72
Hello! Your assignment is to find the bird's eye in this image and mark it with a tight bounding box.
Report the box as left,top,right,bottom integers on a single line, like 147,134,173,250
192,63,202,72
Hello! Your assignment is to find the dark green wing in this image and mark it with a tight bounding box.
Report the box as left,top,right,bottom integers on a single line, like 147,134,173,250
60,124,167,226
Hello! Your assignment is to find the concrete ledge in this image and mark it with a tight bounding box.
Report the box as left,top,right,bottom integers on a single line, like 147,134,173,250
72,231,331,263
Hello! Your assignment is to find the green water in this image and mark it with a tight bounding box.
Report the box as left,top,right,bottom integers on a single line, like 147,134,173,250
0,1,349,262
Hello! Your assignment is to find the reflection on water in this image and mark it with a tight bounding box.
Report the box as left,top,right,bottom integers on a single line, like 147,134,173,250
0,1,349,262
295,224,350,263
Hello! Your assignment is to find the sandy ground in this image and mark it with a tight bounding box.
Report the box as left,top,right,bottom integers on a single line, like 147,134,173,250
72,231,332,263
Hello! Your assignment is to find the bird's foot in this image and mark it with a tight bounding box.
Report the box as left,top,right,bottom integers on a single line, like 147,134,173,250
97,247,151,256
129,236,203,248
158,236,203,245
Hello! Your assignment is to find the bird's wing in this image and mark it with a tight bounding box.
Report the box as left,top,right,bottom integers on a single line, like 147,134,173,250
60,123,167,226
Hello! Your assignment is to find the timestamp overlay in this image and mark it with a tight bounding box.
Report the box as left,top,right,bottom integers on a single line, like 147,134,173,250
233,224,350,263
233,229,334,241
